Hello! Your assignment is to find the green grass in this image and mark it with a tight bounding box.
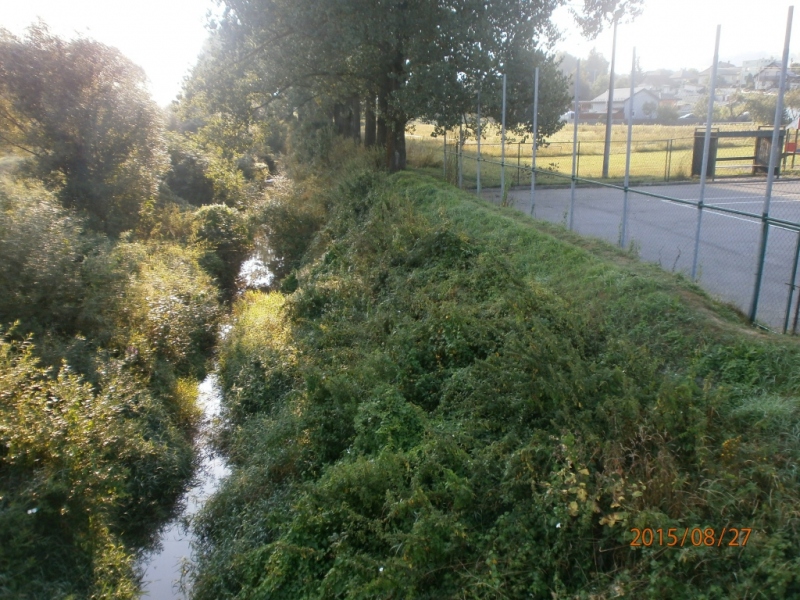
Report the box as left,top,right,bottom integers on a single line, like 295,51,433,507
190,154,800,599
408,122,780,186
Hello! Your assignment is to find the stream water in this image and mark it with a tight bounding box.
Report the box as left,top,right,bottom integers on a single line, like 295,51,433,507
137,254,271,598
138,375,229,599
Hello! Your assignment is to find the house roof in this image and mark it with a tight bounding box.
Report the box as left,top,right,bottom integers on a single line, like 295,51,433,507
700,61,739,75
590,86,658,103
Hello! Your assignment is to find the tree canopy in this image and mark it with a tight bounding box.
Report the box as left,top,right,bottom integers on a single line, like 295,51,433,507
183,0,640,170
0,24,168,235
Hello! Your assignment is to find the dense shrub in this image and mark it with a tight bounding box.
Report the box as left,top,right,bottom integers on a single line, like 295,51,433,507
192,166,800,599
0,179,102,337
193,204,252,292
164,134,216,206
0,175,221,596
255,176,327,282
0,337,194,599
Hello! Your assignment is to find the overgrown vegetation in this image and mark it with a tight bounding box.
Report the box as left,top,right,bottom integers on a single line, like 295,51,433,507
192,151,800,598
0,175,224,598
0,25,262,598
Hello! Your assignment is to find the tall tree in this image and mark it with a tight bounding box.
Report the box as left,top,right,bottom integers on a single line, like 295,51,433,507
0,25,168,235
189,0,636,171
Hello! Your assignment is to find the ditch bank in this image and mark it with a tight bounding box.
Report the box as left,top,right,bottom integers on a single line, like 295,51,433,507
189,165,800,598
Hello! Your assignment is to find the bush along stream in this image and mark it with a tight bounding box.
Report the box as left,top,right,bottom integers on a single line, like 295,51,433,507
0,174,257,598
188,151,800,598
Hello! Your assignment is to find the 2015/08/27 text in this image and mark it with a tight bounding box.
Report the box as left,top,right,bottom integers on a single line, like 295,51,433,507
630,528,752,548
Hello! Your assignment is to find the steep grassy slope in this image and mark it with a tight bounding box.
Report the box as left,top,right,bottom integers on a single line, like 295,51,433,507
192,165,800,599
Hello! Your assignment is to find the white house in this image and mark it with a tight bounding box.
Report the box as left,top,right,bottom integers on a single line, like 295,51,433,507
755,62,782,90
584,87,660,122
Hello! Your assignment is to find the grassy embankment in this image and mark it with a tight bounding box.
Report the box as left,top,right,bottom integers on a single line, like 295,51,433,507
192,151,800,598
408,123,774,187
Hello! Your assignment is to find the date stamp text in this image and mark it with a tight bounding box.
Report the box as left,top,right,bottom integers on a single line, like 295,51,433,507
630,527,751,548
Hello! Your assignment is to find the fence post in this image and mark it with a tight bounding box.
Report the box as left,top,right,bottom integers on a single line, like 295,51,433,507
501,74,507,196
621,48,636,249
530,67,539,217
443,129,447,181
784,231,800,333
577,142,581,178
750,6,793,323
477,91,481,197
691,24,721,282
517,142,521,186
569,60,580,230
663,139,670,182
458,119,464,189
666,139,673,182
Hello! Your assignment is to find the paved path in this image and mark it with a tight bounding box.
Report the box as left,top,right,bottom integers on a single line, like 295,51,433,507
479,179,800,331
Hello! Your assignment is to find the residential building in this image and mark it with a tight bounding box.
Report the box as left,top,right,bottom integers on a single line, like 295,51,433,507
582,87,661,122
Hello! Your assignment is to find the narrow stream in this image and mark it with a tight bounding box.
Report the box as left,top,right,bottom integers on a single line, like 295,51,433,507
138,375,229,598
137,254,271,598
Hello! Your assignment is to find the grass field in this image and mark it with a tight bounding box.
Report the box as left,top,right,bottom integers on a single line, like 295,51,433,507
408,122,794,187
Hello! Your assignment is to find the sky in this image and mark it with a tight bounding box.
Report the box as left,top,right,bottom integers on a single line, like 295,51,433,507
1,0,218,106
552,0,799,74
1,1,799,106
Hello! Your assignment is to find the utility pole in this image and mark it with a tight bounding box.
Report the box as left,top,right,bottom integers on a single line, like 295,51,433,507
602,14,620,179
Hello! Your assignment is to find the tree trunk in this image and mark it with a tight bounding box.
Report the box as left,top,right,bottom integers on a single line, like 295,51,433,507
364,97,377,147
381,54,406,171
350,95,361,143
386,116,407,172
332,103,346,136
376,91,388,147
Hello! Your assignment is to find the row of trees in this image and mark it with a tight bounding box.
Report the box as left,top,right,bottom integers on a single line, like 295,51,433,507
690,90,800,125
184,0,643,171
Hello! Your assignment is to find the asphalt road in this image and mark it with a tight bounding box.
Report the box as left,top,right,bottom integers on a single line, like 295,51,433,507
479,179,800,331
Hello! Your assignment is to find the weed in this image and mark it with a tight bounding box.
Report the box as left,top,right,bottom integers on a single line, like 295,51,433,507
192,163,800,600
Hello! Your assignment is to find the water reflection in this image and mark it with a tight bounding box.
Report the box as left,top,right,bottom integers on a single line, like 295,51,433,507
238,255,273,289
138,375,229,599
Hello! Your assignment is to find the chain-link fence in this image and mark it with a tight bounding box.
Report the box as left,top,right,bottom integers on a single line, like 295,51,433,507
426,121,800,331
419,9,800,333
434,139,800,332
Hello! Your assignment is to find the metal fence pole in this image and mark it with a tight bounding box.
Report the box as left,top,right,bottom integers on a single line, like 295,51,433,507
517,142,521,186
750,6,793,323
666,139,673,182
477,91,481,197
621,48,636,249
691,24,721,282
443,129,447,180
501,74,507,196
784,231,800,333
458,119,464,189
663,139,669,182
569,60,580,230
530,67,539,217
